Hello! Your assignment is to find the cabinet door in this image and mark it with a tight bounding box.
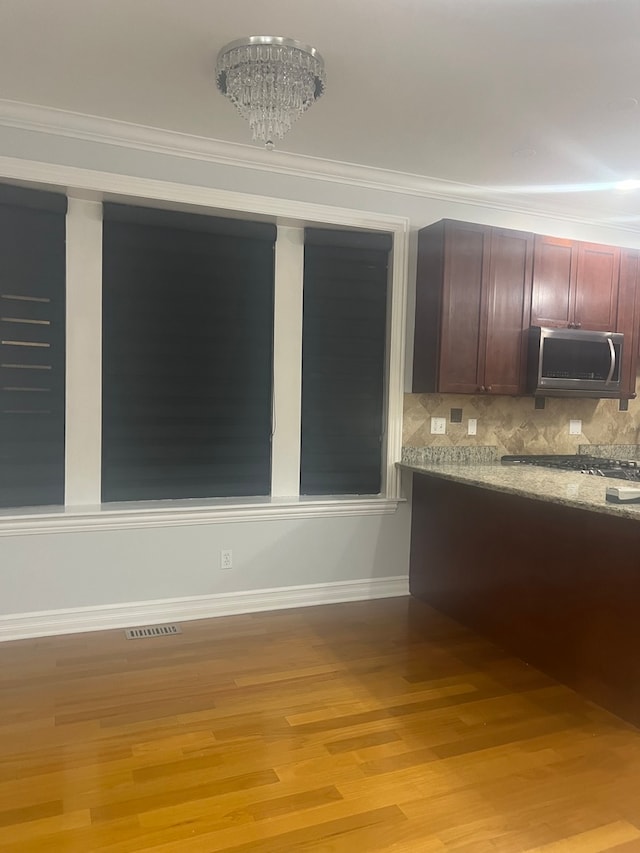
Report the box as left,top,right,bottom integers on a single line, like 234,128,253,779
530,235,574,328
438,222,487,393
481,228,533,395
574,242,620,331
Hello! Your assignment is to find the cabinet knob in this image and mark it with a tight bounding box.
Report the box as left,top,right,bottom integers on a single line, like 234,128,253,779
575,322,581,329
568,322,575,328
485,385,492,392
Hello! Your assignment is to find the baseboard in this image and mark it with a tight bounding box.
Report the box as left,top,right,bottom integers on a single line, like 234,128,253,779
0,575,410,642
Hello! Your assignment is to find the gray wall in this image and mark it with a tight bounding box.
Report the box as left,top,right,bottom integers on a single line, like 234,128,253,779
1,119,638,623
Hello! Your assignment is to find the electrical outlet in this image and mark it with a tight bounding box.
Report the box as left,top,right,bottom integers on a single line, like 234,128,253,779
430,417,446,435
468,418,477,436
220,549,233,569
569,419,582,435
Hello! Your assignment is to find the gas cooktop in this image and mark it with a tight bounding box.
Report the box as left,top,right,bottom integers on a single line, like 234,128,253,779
501,454,640,481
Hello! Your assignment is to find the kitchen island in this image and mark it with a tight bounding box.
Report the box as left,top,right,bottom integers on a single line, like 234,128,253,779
403,459,640,727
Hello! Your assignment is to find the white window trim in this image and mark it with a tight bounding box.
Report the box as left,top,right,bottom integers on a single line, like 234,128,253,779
0,495,402,537
0,155,409,533
65,196,103,505
271,225,304,498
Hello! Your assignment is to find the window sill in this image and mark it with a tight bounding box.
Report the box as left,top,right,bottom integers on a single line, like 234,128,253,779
0,494,404,537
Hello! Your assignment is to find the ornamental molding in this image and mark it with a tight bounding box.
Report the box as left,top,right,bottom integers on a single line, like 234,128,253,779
0,99,634,232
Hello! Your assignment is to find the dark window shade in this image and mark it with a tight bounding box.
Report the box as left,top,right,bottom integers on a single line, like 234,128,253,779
304,228,392,252
0,183,68,214
0,189,67,508
102,207,275,502
103,202,276,242
300,232,389,495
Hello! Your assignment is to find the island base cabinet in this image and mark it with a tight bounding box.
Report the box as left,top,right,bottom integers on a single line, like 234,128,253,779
410,473,640,728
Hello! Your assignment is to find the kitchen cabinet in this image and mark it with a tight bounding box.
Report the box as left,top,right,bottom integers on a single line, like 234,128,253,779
412,220,533,395
409,470,640,728
525,236,637,397
530,235,620,332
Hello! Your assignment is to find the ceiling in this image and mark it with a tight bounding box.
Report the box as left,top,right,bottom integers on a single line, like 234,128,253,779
1,0,640,226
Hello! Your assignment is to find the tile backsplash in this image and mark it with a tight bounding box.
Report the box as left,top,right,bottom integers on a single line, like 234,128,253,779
404,379,640,458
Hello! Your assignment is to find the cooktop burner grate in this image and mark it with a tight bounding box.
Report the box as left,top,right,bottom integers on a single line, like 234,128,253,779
501,454,640,480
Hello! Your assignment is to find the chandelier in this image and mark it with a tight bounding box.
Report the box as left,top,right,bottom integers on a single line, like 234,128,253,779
215,36,326,150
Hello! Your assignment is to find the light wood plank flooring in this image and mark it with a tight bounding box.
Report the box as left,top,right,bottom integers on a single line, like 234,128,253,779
1,596,640,852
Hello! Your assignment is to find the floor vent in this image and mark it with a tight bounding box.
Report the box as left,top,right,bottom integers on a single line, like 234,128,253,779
125,623,182,640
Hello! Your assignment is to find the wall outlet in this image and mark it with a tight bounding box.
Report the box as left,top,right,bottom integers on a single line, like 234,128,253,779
430,417,447,435
569,419,582,435
468,418,478,436
220,549,233,570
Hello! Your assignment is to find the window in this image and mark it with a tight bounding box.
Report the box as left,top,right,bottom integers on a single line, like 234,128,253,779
301,229,391,495
0,184,66,508
0,168,406,524
101,204,276,502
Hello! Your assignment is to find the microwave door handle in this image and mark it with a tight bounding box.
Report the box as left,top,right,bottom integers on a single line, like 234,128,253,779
606,337,616,384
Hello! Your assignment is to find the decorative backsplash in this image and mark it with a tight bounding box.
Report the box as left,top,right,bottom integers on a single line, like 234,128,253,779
404,382,640,458
402,445,499,466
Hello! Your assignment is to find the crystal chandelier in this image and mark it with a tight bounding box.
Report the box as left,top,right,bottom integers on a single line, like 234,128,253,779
215,36,326,150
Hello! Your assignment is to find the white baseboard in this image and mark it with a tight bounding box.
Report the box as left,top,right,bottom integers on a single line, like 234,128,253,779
0,576,409,642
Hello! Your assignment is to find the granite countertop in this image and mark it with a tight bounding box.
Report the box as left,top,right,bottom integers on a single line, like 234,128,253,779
398,458,640,522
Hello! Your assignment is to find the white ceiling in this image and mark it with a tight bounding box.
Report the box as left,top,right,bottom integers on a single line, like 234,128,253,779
1,0,640,226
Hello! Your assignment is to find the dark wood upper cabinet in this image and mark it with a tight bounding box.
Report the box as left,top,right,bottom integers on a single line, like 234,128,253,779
531,235,620,331
529,235,573,327
412,220,532,395
481,228,534,395
574,243,620,331
414,221,638,399
530,235,637,397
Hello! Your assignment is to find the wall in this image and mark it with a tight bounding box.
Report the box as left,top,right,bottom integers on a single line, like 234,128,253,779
0,511,410,624
404,387,640,457
2,111,640,633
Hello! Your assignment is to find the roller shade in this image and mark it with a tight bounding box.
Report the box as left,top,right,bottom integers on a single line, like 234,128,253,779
300,229,389,495
102,204,275,502
0,185,67,508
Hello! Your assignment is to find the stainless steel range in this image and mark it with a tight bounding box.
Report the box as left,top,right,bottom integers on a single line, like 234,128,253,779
501,454,640,481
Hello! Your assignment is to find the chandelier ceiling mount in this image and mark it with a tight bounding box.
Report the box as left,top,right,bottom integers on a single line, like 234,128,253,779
216,36,326,150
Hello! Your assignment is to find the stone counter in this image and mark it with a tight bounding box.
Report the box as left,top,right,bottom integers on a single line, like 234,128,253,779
398,459,640,522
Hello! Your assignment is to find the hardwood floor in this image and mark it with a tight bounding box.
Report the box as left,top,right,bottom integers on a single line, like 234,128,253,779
1,596,640,852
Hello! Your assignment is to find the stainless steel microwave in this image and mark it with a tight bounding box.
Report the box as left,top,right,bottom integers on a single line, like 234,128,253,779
527,326,624,398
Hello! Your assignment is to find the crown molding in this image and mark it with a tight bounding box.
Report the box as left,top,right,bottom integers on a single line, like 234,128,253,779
0,98,634,231
0,99,469,198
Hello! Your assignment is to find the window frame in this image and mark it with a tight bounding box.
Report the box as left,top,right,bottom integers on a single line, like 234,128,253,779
0,160,409,533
